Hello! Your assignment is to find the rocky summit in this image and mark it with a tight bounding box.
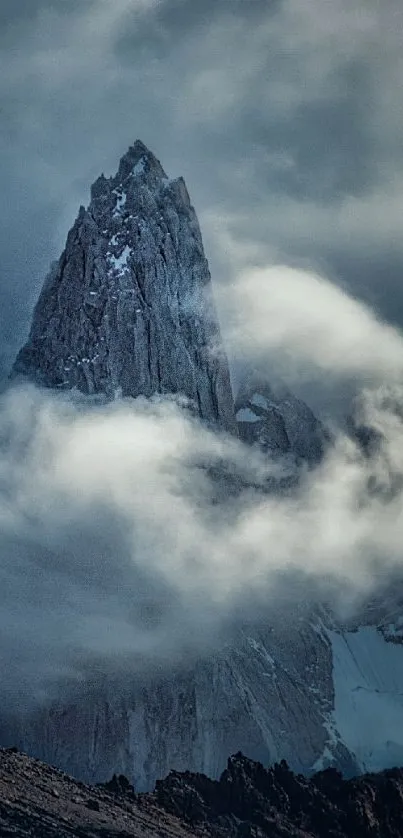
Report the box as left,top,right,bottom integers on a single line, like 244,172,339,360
12,140,236,432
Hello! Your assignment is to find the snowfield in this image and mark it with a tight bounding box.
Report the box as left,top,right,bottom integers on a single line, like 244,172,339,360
326,626,403,772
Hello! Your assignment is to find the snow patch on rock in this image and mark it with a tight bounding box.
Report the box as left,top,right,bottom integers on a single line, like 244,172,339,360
131,156,146,176
250,393,270,410
113,191,127,215
236,407,261,423
108,245,131,273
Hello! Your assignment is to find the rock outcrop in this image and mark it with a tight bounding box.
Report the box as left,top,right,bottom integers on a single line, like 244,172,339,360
235,371,326,465
0,746,194,838
12,141,236,432
157,751,403,838
3,747,403,838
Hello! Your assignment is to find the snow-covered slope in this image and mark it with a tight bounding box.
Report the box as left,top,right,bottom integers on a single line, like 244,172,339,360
323,625,403,773
12,141,236,432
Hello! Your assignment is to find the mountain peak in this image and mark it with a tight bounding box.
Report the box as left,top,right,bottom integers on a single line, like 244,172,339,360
116,140,167,183
12,143,236,432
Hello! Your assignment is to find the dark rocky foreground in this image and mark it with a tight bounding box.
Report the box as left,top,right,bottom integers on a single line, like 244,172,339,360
2,748,403,837
0,746,193,838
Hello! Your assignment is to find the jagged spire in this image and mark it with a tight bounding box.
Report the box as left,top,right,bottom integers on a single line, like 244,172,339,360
12,142,236,433
116,140,167,182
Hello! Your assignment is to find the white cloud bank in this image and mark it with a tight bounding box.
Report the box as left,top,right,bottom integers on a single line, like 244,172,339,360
2,268,403,707
220,265,403,385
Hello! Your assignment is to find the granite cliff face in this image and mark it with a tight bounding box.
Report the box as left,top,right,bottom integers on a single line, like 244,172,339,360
8,593,403,792
13,141,236,432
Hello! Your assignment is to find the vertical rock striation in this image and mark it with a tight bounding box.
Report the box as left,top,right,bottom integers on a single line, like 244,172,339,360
12,141,236,432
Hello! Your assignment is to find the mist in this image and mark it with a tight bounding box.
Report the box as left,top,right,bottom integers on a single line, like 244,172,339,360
2,266,403,710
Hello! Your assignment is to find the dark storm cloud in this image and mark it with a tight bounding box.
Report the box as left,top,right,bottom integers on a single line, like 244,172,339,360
1,0,403,384
0,0,85,32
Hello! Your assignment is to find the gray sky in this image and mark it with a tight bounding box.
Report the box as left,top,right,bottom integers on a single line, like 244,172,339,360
1,0,403,386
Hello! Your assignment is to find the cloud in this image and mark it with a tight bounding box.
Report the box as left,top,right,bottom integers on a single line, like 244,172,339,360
0,385,279,708
2,363,403,709
220,265,403,387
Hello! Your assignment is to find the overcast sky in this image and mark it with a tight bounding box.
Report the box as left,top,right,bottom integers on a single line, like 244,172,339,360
1,0,403,389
